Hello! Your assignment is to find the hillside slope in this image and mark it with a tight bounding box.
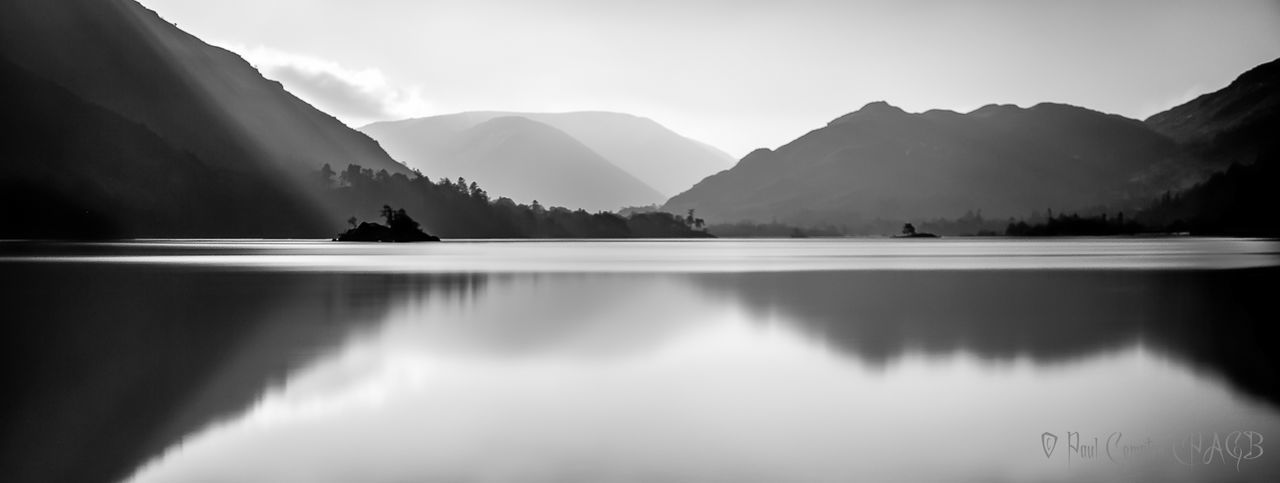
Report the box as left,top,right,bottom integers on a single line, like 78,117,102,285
363,111,734,199
420,116,666,211
664,101,1198,228
0,0,409,235
1146,57,1280,166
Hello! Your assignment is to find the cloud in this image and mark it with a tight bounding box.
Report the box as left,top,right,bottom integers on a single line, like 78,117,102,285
220,43,432,126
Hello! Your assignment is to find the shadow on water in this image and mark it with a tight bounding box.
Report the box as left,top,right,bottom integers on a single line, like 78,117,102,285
689,268,1280,407
2,263,1279,483
0,263,486,483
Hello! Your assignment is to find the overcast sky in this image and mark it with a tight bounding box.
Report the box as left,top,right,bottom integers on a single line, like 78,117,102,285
138,0,1280,158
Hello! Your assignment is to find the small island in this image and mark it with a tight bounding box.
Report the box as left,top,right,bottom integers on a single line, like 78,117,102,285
894,223,939,238
335,205,441,242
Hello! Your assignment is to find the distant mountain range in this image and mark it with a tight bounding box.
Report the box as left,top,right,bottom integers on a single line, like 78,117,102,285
665,58,1279,229
362,111,735,211
0,0,408,236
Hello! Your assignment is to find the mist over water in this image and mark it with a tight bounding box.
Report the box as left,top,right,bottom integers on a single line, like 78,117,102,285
3,239,1279,483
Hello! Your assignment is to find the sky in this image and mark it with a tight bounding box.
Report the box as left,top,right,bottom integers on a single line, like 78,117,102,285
137,0,1280,158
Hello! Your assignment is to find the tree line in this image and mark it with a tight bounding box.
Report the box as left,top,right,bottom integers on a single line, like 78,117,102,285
1004,149,1278,237
317,164,712,238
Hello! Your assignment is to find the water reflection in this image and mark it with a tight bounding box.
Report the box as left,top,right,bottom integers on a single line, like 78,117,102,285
123,270,1280,483
2,242,1279,483
0,264,484,483
693,269,1280,404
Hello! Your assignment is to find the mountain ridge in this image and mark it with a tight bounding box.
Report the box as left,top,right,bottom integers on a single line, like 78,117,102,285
1145,57,1280,166
664,99,1198,229
0,0,414,235
401,115,665,211
362,110,735,199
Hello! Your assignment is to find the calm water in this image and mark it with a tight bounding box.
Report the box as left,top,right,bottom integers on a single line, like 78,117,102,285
3,239,1279,483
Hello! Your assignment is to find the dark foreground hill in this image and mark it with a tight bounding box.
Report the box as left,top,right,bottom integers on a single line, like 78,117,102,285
0,58,324,237
0,0,407,237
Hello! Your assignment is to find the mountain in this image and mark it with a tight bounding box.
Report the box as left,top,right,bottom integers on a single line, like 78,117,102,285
664,101,1199,229
370,115,664,212
361,114,680,211
362,111,735,199
1134,57,1280,236
500,112,736,196
0,0,408,236
0,58,323,237
1146,57,1280,166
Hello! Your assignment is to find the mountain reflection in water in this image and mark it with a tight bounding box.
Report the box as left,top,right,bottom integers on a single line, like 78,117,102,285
1,240,1278,483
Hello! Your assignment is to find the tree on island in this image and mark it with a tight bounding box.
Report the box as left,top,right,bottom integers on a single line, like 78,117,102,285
335,205,439,242
685,209,705,230
896,222,938,238
382,205,426,235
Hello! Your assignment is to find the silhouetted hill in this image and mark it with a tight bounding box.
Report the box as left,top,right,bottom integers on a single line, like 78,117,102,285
1127,57,1280,236
1146,57,1280,166
664,101,1200,228
0,0,406,177
1135,146,1280,236
0,0,409,236
363,111,734,198
362,115,665,212
0,58,323,237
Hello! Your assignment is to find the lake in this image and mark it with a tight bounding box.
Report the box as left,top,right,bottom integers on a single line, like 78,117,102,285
2,238,1279,483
